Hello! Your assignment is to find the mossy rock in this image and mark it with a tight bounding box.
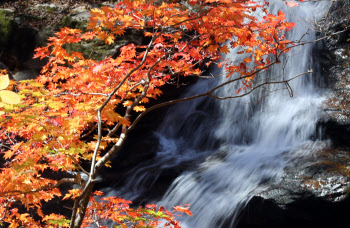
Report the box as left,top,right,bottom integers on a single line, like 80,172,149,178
0,9,17,44
17,13,45,22
64,39,128,61
61,12,128,60
61,15,87,30
46,7,57,14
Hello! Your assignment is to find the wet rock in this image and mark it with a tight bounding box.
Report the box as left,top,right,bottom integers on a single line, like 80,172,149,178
33,3,58,14
0,9,17,45
0,8,47,74
237,147,350,228
318,1,350,148
0,1,99,74
238,194,350,228
72,5,88,14
13,70,38,81
70,11,91,23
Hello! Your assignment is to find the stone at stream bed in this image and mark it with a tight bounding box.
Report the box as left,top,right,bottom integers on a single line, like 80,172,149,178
13,70,38,81
318,0,350,148
70,11,91,23
237,146,350,228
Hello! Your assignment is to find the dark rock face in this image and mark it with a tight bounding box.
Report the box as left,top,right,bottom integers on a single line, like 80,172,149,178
0,1,155,81
0,1,106,80
320,1,350,148
0,9,44,75
237,2,350,228
237,146,350,228
238,195,350,228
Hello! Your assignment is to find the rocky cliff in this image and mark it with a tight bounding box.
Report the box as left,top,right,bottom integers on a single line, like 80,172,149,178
237,2,350,228
0,0,121,80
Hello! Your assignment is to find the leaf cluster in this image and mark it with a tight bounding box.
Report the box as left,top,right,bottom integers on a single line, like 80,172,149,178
0,0,303,227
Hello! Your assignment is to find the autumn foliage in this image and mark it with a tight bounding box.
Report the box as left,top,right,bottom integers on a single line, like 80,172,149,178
0,0,300,227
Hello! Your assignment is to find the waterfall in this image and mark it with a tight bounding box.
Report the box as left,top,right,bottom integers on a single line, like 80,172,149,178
104,1,330,227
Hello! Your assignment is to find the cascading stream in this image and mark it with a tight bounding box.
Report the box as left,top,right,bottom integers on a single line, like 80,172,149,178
105,1,330,227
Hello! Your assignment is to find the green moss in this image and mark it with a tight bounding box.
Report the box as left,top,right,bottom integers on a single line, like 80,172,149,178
64,41,111,61
0,10,17,44
61,16,73,27
46,7,57,14
63,38,127,61
61,16,87,30
18,13,44,21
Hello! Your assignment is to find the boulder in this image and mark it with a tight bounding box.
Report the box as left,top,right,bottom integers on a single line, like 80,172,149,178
13,70,38,81
319,1,350,148
237,146,350,228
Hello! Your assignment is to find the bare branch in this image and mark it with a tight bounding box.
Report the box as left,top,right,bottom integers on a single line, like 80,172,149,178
53,91,109,97
324,0,337,26
208,70,311,100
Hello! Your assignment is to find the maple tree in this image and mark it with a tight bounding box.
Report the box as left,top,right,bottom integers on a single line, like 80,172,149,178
0,71,21,112
0,0,305,227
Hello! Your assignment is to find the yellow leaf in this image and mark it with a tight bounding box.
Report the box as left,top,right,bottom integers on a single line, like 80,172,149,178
0,74,9,90
4,149,15,159
123,100,133,107
105,35,115,45
63,189,81,200
122,15,134,22
48,101,66,110
105,160,112,168
0,90,21,104
119,117,130,127
58,136,64,141
29,81,44,88
133,105,145,112
23,178,31,184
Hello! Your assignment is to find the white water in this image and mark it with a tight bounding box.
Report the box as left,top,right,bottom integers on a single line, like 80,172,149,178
106,1,330,227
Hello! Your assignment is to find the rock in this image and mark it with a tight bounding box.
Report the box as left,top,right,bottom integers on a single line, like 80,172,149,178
237,194,350,228
237,146,350,228
320,2,350,148
72,6,88,14
0,9,17,45
316,0,350,148
13,70,38,81
71,11,91,23
101,2,115,7
35,25,53,40
236,2,350,227
0,8,14,14
33,3,57,9
322,118,350,147
0,9,46,72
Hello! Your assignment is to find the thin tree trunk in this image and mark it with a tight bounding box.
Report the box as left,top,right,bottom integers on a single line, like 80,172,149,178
69,182,95,228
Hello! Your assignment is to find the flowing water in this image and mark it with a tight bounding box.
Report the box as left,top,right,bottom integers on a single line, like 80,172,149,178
105,1,330,227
